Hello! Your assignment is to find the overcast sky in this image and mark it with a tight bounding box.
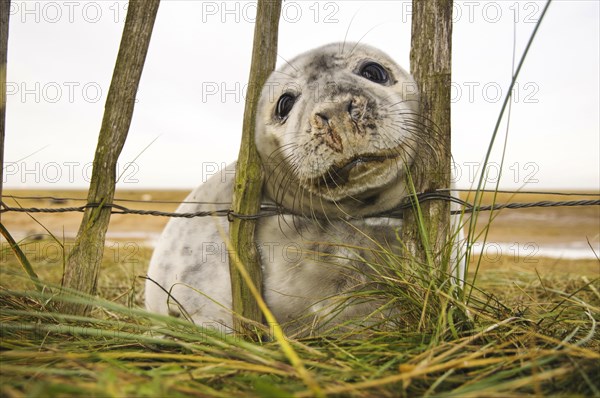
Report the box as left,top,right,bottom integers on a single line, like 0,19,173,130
4,0,599,191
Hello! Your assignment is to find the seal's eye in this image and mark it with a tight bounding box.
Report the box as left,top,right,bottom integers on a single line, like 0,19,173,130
276,93,296,120
359,62,389,84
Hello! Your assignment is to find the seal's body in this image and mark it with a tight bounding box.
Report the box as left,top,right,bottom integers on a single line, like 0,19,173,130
145,43,463,337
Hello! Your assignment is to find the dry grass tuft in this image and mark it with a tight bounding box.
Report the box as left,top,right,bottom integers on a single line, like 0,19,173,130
1,228,598,397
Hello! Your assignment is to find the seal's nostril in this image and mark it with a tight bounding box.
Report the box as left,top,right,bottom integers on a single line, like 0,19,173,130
315,113,329,123
347,98,365,122
312,112,330,129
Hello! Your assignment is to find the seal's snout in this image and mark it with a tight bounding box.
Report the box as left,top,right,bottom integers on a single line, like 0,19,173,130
311,94,368,122
309,94,371,154
310,111,344,153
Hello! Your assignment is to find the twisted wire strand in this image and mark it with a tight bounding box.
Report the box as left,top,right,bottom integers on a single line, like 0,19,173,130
1,192,598,220
4,189,598,206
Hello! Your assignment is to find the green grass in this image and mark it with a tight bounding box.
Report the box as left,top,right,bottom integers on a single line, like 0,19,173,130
1,232,599,397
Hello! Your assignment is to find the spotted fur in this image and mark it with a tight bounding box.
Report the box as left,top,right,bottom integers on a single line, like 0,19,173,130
145,43,463,337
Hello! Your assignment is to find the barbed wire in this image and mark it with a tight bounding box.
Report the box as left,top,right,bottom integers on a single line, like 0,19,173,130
435,189,600,197
3,189,599,207
1,191,598,220
1,194,229,206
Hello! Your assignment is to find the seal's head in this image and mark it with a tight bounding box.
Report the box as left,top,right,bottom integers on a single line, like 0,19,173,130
256,42,421,218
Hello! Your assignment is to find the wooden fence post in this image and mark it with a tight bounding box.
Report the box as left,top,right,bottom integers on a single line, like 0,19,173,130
60,0,160,315
402,0,453,271
229,0,282,339
0,0,10,219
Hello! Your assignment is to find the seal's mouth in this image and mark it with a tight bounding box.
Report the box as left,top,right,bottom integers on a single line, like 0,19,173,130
309,148,401,199
295,144,410,203
319,155,394,187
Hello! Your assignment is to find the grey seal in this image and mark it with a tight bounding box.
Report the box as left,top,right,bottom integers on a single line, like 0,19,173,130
145,42,464,337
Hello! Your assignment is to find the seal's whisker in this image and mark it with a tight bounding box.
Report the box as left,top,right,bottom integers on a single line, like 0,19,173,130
348,23,389,58
340,7,361,56
276,52,299,74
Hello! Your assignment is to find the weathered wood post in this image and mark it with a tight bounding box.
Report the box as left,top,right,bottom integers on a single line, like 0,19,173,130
0,2,44,291
229,0,282,339
0,0,10,218
60,0,160,315
402,0,453,271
